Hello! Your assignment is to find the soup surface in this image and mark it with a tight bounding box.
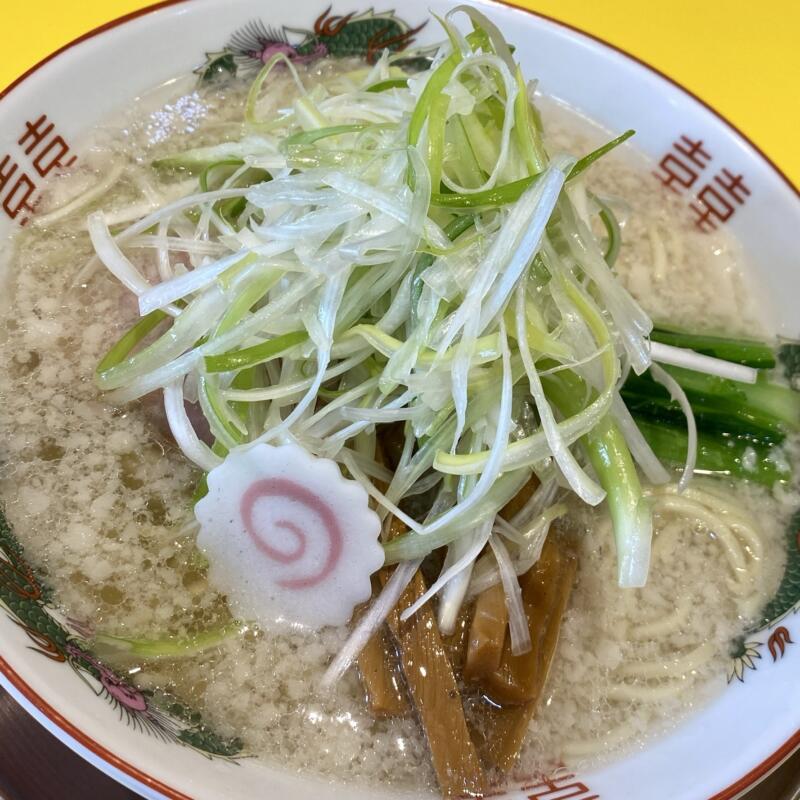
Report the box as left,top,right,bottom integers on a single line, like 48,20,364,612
0,62,794,793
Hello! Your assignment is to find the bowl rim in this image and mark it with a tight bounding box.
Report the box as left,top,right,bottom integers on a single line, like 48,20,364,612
1,2,798,799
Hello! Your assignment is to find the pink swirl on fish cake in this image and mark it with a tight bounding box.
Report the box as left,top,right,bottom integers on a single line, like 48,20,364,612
240,478,343,590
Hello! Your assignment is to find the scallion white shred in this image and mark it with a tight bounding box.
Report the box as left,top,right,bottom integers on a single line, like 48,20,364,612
488,534,532,655
650,363,698,492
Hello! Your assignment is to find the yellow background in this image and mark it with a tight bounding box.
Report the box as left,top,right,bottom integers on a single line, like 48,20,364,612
2,0,799,189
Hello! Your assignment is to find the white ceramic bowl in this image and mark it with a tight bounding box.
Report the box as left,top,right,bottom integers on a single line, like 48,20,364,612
1,2,799,798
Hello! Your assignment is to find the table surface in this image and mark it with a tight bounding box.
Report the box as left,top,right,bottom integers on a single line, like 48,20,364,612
1,1,799,799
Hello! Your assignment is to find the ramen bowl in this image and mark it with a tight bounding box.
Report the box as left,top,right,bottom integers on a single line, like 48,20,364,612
0,1,799,798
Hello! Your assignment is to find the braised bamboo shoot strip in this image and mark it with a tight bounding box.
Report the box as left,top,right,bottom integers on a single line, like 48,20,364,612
363,501,484,795
355,621,410,718
354,452,412,718
478,535,577,706
382,566,486,797
463,583,508,682
497,474,541,522
463,474,539,679
479,535,578,770
440,606,473,675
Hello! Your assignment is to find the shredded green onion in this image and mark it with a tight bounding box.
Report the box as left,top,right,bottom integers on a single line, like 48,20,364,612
365,78,409,92
205,331,308,373
88,9,794,628
93,620,244,660
97,310,168,375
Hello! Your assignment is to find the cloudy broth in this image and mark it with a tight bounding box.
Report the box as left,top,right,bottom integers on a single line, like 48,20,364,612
0,66,792,793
